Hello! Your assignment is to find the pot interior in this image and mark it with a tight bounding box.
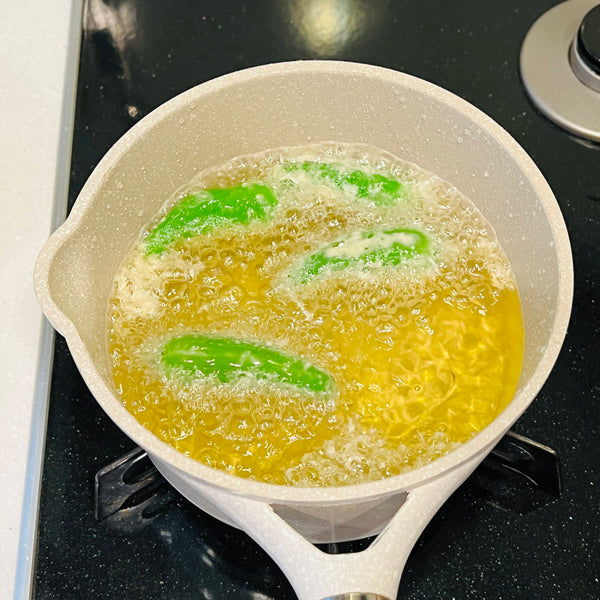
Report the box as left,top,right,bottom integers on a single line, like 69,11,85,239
38,61,571,504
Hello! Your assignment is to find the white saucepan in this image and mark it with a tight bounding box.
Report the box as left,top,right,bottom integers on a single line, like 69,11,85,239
34,61,573,600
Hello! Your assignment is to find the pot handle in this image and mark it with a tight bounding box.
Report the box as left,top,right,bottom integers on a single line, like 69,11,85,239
197,453,483,600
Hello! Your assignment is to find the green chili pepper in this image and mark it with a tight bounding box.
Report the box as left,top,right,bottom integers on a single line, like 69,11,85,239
283,161,407,206
160,334,333,394
295,227,430,283
145,183,278,255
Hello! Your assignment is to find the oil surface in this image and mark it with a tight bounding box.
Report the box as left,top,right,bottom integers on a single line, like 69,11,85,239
107,143,524,486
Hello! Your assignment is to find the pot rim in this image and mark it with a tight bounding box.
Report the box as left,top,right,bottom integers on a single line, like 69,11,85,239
34,60,574,504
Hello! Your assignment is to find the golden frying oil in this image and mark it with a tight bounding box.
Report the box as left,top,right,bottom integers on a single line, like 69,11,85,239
108,143,524,486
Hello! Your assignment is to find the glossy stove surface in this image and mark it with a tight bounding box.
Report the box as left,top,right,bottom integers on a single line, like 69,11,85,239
33,1,600,598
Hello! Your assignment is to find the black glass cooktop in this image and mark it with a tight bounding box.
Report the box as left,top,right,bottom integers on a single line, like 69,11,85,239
33,1,600,599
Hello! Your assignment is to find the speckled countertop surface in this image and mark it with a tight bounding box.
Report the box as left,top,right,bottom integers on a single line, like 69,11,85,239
0,3,79,599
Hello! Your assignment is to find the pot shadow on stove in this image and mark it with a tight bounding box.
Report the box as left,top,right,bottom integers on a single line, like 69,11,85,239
94,448,296,599
93,432,561,599
397,437,562,599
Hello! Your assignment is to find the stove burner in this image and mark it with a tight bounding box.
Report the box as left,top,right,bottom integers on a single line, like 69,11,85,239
571,4,600,91
94,431,561,534
520,0,600,141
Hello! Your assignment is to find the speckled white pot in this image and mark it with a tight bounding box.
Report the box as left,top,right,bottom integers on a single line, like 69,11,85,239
34,61,573,600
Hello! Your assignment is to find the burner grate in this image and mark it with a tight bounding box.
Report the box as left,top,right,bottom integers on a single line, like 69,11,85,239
94,447,179,531
94,431,561,536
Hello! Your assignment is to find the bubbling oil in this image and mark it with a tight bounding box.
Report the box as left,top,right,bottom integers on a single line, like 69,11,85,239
108,143,524,486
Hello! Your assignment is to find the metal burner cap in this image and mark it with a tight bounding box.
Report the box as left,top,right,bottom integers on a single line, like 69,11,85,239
521,0,600,142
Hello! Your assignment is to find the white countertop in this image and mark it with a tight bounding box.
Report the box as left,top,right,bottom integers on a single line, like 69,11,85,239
0,3,80,598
